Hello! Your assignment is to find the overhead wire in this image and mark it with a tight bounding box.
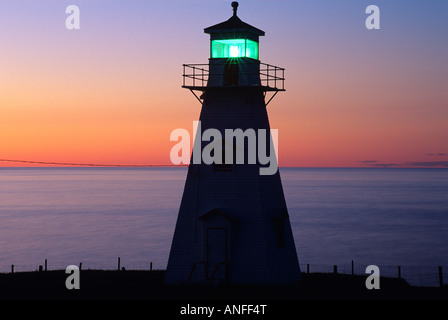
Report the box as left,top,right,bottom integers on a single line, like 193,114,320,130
0,159,187,167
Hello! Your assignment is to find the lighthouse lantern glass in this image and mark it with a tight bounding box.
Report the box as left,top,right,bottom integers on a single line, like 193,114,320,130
211,39,258,59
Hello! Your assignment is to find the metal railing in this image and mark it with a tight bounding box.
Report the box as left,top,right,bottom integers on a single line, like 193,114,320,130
188,261,207,283
182,64,209,88
260,63,285,91
209,261,228,284
182,62,285,91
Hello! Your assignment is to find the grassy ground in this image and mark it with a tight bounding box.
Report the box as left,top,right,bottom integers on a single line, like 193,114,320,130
0,269,447,300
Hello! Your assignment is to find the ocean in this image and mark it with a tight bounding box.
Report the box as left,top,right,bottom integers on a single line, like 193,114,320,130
0,167,447,286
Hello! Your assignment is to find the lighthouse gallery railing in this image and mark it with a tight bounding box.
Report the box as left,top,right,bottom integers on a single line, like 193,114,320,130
182,62,285,91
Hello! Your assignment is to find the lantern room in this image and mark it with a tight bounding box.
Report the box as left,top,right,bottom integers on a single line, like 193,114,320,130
205,2,264,61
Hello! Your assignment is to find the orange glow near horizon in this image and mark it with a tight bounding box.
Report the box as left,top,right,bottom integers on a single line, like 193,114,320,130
1,1,447,168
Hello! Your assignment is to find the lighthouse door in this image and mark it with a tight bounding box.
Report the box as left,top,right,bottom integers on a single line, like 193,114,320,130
206,228,228,282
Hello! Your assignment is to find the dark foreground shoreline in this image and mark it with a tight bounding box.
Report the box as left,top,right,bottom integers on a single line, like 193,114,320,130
1,270,447,301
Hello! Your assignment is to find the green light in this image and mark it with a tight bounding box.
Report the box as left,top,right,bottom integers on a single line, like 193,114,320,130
229,45,240,57
211,39,259,59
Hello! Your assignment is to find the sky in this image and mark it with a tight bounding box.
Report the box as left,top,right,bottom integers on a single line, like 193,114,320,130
1,0,447,167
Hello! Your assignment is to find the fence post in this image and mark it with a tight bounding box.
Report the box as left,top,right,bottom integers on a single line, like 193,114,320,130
333,265,338,274
306,264,309,273
439,266,444,287
398,266,401,279
150,262,153,271
79,262,82,271
351,260,354,275
11,265,14,273
45,259,47,271
118,257,121,271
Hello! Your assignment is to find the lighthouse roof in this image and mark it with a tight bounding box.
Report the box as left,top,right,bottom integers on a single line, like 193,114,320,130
204,2,265,38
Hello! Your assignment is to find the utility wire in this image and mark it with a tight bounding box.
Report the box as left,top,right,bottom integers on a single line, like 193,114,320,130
0,159,187,167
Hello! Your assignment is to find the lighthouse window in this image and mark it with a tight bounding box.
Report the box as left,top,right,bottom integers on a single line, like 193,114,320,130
211,39,259,60
245,40,259,60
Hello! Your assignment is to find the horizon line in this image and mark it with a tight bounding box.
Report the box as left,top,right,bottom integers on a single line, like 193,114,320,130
1,166,447,170
1,159,448,169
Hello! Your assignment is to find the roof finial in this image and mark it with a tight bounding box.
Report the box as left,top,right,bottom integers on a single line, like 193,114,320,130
231,2,239,16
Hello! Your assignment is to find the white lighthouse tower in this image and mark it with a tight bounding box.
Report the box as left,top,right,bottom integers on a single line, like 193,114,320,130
165,2,301,285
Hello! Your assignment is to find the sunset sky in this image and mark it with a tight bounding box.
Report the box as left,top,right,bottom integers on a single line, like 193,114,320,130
1,0,447,167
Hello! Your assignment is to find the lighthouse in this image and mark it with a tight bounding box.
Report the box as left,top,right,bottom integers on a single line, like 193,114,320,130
165,2,301,285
